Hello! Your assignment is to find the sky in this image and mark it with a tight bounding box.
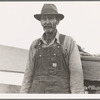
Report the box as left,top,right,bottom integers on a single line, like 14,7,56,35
0,1,100,54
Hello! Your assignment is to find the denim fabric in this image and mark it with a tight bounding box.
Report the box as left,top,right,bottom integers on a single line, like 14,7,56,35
20,32,84,93
29,43,70,93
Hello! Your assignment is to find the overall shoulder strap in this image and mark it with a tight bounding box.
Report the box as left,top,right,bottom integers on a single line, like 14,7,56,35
59,34,70,74
59,34,66,45
34,38,41,49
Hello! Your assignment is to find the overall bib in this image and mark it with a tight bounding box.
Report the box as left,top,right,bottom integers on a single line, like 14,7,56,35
29,38,70,93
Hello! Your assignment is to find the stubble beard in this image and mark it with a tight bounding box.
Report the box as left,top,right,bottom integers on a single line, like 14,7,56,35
44,27,53,34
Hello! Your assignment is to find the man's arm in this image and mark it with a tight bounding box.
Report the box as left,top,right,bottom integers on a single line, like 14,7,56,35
20,40,37,93
64,36,84,94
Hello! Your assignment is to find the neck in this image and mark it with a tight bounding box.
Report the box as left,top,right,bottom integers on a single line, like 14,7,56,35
44,30,57,44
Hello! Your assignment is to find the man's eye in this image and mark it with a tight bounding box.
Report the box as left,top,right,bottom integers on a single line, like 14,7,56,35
41,18,46,20
41,16,46,20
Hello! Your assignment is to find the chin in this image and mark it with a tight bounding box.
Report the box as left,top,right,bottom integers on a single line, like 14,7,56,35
44,29,53,33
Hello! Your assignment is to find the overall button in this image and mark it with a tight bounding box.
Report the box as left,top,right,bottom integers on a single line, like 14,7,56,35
52,63,57,67
54,53,56,56
57,46,60,48
39,55,42,57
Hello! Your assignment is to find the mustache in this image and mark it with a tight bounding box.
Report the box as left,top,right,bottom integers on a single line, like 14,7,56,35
43,24,52,28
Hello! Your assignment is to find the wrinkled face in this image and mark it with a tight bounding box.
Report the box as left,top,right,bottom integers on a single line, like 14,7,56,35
40,15,59,33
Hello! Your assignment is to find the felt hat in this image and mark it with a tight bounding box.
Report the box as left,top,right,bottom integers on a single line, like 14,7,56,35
34,4,64,21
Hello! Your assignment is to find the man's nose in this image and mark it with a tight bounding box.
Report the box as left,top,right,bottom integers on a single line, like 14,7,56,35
45,18,50,24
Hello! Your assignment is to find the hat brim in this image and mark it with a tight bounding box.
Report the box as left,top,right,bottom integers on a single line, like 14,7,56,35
34,14,64,21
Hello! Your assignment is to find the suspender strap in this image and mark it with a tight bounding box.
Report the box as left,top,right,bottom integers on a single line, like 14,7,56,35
35,34,66,48
59,34,70,74
59,34,66,45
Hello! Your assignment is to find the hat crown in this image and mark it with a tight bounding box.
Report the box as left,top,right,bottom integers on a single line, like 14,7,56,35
34,4,64,21
41,4,58,14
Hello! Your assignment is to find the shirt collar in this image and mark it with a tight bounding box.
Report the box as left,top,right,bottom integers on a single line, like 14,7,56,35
40,31,60,45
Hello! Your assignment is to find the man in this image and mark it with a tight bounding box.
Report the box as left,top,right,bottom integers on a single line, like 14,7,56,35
20,4,84,93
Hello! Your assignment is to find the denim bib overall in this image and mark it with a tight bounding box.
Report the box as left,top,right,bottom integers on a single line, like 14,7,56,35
29,35,70,93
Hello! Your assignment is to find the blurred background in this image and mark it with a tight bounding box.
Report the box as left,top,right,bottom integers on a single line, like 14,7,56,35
0,1,100,54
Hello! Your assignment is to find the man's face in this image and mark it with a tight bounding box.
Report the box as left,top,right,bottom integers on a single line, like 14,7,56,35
40,15,59,33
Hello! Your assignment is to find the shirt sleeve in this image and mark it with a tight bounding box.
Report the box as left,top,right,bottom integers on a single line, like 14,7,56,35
64,36,84,94
20,40,37,93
